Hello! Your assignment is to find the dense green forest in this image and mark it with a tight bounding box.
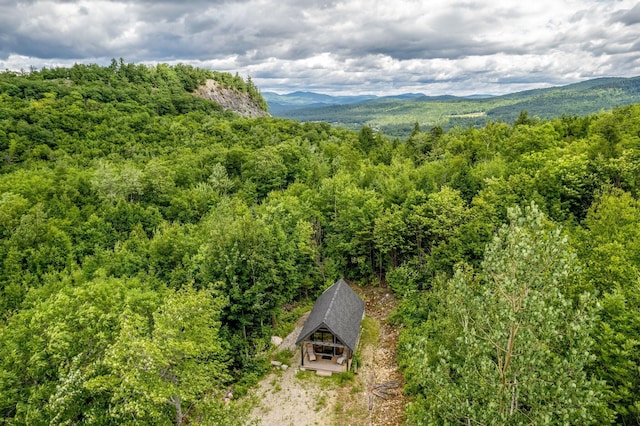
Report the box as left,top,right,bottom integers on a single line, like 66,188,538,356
1,62,640,425
273,76,640,137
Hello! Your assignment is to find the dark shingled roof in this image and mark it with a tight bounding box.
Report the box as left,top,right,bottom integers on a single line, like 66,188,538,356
295,279,365,352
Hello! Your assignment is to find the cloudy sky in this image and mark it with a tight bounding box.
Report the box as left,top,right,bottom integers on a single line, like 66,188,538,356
1,0,639,95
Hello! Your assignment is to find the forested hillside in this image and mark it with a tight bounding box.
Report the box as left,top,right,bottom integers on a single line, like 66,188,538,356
1,63,640,425
272,76,640,137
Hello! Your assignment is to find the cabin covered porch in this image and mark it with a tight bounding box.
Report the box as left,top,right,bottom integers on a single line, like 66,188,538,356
299,330,352,373
295,279,365,376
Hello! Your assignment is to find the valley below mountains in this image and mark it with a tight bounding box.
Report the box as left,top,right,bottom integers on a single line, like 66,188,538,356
264,75,640,137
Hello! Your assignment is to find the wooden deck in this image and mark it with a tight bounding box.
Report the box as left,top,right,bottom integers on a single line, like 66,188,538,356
301,353,349,373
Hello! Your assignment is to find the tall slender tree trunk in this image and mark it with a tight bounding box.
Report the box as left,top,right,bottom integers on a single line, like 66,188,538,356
170,395,183,426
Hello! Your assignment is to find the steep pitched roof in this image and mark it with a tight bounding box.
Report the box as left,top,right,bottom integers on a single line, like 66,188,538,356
295,279,365,352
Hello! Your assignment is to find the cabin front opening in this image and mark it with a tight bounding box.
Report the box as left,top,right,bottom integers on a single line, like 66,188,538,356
300,327,351,373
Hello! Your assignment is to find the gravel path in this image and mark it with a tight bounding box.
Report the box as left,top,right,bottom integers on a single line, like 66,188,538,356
248,312,337,426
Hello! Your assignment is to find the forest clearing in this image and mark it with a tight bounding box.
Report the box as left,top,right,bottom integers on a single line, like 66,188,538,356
249,286,406,425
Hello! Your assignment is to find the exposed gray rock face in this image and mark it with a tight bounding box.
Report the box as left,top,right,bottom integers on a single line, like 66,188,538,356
194,80,269,118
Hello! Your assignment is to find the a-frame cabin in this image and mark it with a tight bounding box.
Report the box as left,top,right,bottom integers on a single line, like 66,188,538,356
295,279,365,373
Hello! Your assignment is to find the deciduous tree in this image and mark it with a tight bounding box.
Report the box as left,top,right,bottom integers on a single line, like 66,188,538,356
402,203,611,425
104,286,230,426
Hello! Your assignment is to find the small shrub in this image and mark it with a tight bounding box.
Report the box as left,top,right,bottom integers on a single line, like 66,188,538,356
333,371,355,386
386,261,431,297
272,300,314,337
273,348,294,365
232,357,270,398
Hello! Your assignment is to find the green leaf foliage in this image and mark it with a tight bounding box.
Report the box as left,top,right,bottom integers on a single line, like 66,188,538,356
1,62,640,424
400,204,612,425
102,285,230,425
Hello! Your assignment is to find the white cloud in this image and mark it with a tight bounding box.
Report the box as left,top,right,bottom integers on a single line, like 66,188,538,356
1,0,639,95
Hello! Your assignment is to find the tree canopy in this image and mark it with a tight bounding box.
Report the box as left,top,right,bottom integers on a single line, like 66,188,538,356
1,62,640,424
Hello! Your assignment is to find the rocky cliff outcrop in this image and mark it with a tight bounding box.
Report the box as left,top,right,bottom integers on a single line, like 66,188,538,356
194,80,269,118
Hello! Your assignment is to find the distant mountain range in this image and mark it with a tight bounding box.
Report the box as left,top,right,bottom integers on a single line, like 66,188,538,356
263,91,489,115
263,76,640,137
263,91,378,114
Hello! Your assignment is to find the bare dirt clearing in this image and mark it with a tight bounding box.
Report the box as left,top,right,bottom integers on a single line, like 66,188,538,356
248,311,339,426
248,286,406,425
